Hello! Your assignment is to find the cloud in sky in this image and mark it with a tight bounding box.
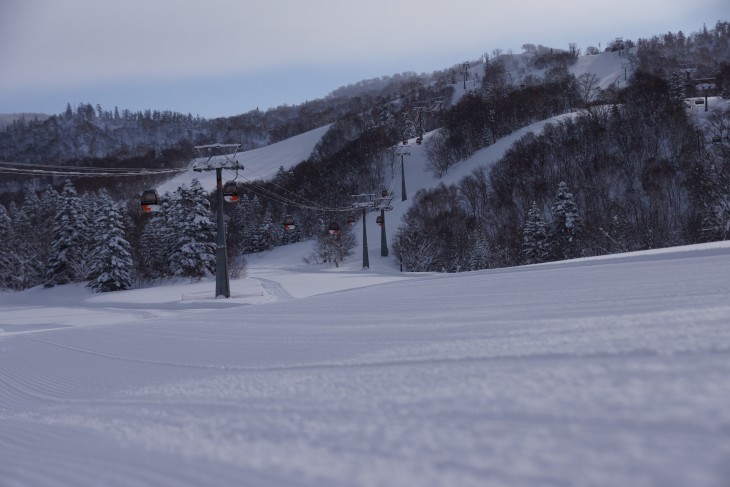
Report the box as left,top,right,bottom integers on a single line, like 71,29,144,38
0,0,726,117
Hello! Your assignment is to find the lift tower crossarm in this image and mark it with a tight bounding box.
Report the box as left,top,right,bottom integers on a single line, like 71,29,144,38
193,144,243,172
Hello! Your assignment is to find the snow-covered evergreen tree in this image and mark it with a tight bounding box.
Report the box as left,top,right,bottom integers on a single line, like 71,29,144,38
45,180,91,287
255,206,280,252
87,192,134,292
522,202,549,264
701,199,730,241
548,182,582,261
167,180,215,279
2,203,43,290
467,229,493,270
37,186,62,264
669,70,687,107
226,193,249,254
1,188,54,290
401,112,416,141
139,216,166,280
139,193,178,280
378,103,395,129
0,204,11,247
246,196,263,252
0,204,13,289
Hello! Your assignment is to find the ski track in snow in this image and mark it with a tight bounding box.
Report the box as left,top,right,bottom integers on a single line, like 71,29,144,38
257,278,293,301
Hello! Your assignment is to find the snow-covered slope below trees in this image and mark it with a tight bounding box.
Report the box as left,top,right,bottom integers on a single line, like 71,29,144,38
155,124,331,195
569,50,630,89
1,237,729,487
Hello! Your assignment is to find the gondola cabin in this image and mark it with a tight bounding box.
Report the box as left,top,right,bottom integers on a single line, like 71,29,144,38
283,215,296,231
222,181,239,203
346,215,355,226
376,215,384,226
140,189,160,213
328,221,340,236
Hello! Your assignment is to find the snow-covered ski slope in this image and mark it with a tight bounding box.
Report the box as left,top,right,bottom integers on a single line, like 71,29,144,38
156,51,628,196
155,124,331,195
2,242,730,487
2,56,730,486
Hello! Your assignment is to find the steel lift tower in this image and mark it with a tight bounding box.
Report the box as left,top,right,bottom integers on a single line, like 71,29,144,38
193,144,244,298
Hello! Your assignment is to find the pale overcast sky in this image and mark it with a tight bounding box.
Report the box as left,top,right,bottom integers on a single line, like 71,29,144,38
0,0,726,118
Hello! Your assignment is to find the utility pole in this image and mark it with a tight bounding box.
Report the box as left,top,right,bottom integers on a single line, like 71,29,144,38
412,104,427,142
380,208,388,257
410,97,445,143
362,206,369,268
397,150,410,201
375,191,393,257
351,194,374,269
193,143,243,298
351,192,396,267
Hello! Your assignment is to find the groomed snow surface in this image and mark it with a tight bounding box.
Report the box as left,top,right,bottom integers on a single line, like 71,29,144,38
2,241,730,487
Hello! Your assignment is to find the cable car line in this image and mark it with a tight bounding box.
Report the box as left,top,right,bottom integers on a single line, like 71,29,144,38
241,165,345,213
0,167,185,177
0,161,187,174
0,161,188,178
236,174,352,213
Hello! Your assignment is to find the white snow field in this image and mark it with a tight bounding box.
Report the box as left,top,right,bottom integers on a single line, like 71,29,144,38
2,62,730,485
2,241,730,487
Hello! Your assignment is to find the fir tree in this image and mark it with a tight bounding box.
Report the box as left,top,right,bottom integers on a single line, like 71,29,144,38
4,194,48,290
668,70,687,108
255,206,280,252
226,193,251,255
246,196,263,252
0,204,13,289
379,103,395,129
701,201,730,241
401,112,417,141
45,180,91,287
0,204,11,250
167,180,215,279
87,192,134,292
138,194,175,280
548,182,582,261
467,229,493,270
522,202,549,264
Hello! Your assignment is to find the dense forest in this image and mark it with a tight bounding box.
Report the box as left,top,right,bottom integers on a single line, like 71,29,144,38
1,20,729,290
393,21,730,271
